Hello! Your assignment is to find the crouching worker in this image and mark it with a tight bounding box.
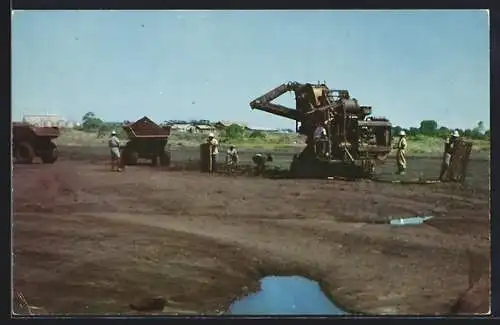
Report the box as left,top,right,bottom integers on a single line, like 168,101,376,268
252,153,273,175
108,130,123,172
226,145,239,167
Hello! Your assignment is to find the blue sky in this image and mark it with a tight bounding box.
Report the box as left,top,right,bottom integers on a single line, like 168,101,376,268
12,10,490,130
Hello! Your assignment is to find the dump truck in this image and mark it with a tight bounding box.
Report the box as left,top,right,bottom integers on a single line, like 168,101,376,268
249,81,393,178
121,116,172,166
12,122,60,164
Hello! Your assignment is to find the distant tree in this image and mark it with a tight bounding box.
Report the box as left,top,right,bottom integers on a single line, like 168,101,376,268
470,121,486,139
82,112,95,122
437,126,449,135
419,120,438,135
391,125,402,137
408,127,419,137
463,129,472,138
81,112,103,132
249,130,266,139
476,121,486,134
485,129,490,138
224,124,246,140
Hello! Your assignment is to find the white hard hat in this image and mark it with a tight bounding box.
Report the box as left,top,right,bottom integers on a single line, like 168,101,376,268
111,130,117,135
452,130,459,137
399,130,406,136
208,132,215,138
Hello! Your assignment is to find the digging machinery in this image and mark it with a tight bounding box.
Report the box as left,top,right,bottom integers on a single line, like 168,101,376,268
249,82,393,178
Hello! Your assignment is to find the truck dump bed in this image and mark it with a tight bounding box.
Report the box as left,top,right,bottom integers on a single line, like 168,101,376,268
122,116,171,139
12,122,61,139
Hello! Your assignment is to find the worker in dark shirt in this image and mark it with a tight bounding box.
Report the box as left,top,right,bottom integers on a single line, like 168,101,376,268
439,130,460,181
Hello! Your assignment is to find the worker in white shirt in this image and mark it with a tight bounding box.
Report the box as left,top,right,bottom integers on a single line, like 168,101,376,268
226,145,239,167
393,130,408,175
108,130,122,172
207,132,219,174
313,122,328,157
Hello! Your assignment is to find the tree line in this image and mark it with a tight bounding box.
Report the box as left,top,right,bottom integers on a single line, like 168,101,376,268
78,112,490,141
392,120,489,140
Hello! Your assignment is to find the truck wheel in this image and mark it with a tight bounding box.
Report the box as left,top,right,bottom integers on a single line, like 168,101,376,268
159,152,171,166
15,142,35,164
40,142,58,164
124,150,139,165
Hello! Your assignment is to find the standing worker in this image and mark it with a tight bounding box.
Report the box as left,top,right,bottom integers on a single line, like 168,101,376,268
393,130,407,175
439,130,460,181
313,122,327,157
108,130,123,172
207,132,219,174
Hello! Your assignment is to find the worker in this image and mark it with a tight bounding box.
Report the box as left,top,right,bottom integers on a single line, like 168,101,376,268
108,130,122,172
225,145,239,167
393,130,407,175
207,132,219,173
439,130,460,181
252,153,273,175
313,122,328,157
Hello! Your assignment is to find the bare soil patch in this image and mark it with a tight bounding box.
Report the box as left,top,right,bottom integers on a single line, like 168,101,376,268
12,147,490,315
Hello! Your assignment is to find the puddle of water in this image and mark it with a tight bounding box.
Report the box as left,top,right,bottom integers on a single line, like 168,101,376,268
389,216,434,226
228,276,348,315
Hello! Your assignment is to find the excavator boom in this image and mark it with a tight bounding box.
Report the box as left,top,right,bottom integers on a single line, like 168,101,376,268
249,82,303,121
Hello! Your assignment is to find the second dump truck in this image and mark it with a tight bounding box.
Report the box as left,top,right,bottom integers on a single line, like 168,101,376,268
121,116,172,166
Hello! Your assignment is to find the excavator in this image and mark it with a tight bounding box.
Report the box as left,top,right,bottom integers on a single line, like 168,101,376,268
249,81,393,178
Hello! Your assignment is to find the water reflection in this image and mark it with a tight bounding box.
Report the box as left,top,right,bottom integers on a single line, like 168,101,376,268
228,276,347,315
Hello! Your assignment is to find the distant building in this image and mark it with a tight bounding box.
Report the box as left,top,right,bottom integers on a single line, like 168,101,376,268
195,124,215,133
249,126,281,133
170,123,197,133
23,115,66,127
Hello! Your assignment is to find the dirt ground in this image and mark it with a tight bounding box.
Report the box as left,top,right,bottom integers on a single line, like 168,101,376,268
12,146,491,316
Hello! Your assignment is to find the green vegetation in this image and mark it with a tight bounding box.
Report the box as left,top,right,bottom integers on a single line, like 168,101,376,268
391,120,490,155
168,125,303,150
404,134,489,155
392,120,489,141
59,112,489,155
